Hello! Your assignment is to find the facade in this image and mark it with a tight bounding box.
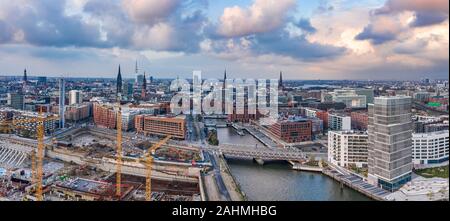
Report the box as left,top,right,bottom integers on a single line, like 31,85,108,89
328,131,369,168
13,111,59,136
93,103,116,129
413,91,430,102
66,104,91,122
412,130,449,165
7,93,24,110
327,89,367,109
69,90,83,105
355,88,374,104
368,96,413,192
328,113,351,131
268,117,312,143
351,111,368,130
135,115,186,139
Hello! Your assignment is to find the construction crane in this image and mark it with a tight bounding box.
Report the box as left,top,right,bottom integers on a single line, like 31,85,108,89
144,135,171,201
115,99,123,199
0,109,58,201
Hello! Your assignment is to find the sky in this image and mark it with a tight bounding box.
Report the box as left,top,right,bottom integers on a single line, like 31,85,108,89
0,0,448,80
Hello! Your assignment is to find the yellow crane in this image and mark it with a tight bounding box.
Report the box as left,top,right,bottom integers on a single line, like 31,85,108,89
0,110,58,201
144,135,171,201
116,100,123,199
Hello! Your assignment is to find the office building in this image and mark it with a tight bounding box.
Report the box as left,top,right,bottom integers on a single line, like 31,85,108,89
412,130,449,165
328,131,369,168
135,115,186,139
268,117,312,143
326,89,367,109
368,96,413,192
7,93,24,110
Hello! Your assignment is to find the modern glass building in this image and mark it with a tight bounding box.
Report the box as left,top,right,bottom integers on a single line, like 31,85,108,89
368,96,413,192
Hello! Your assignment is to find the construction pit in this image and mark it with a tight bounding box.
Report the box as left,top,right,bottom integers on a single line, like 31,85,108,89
1,128,207,201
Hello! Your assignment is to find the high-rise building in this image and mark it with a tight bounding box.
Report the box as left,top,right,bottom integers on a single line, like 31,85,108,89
69,90,83,105
328,130,369,168
328,113,351,131
59,78,65,128
368,96,413,192
222,69,227,115
123,81,134,99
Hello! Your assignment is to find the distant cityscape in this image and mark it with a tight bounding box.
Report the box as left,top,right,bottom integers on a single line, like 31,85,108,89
0,64,448,201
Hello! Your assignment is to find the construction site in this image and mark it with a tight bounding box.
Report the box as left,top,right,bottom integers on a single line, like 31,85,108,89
0,125,208,201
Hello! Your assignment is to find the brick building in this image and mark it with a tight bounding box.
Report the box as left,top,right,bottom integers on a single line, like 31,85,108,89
268,117,312,143
93,103,116,129
351,111,368,130
135,115,186,139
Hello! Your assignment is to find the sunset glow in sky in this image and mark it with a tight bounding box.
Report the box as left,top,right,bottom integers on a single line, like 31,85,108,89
0,0,448,80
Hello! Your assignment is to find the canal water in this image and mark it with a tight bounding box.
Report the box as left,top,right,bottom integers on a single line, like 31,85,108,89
217,127,370,201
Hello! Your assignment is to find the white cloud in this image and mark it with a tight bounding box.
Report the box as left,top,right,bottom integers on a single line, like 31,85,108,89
217,0,296,37
132,22,175,50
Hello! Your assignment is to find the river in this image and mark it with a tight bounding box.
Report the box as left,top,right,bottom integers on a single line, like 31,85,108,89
217,127,371,201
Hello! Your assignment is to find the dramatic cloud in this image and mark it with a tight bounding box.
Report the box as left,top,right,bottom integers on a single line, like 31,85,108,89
356,0,449,44
0,0,447,80
217,0,296,37
355,15,404,44
123,0,180,24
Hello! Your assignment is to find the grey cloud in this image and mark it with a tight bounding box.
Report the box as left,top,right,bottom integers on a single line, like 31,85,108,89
253,29,345,60
355,25,397,45
0,20,13,43
294,18,317,34
410,12,448,27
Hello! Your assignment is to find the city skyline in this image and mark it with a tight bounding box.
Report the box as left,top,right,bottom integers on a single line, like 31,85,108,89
0,0,449,80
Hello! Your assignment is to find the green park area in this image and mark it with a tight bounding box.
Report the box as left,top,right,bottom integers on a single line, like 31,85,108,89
414,165,449,178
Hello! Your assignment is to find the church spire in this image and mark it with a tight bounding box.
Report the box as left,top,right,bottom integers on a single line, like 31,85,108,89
116,65,123,95
23,69,27,82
